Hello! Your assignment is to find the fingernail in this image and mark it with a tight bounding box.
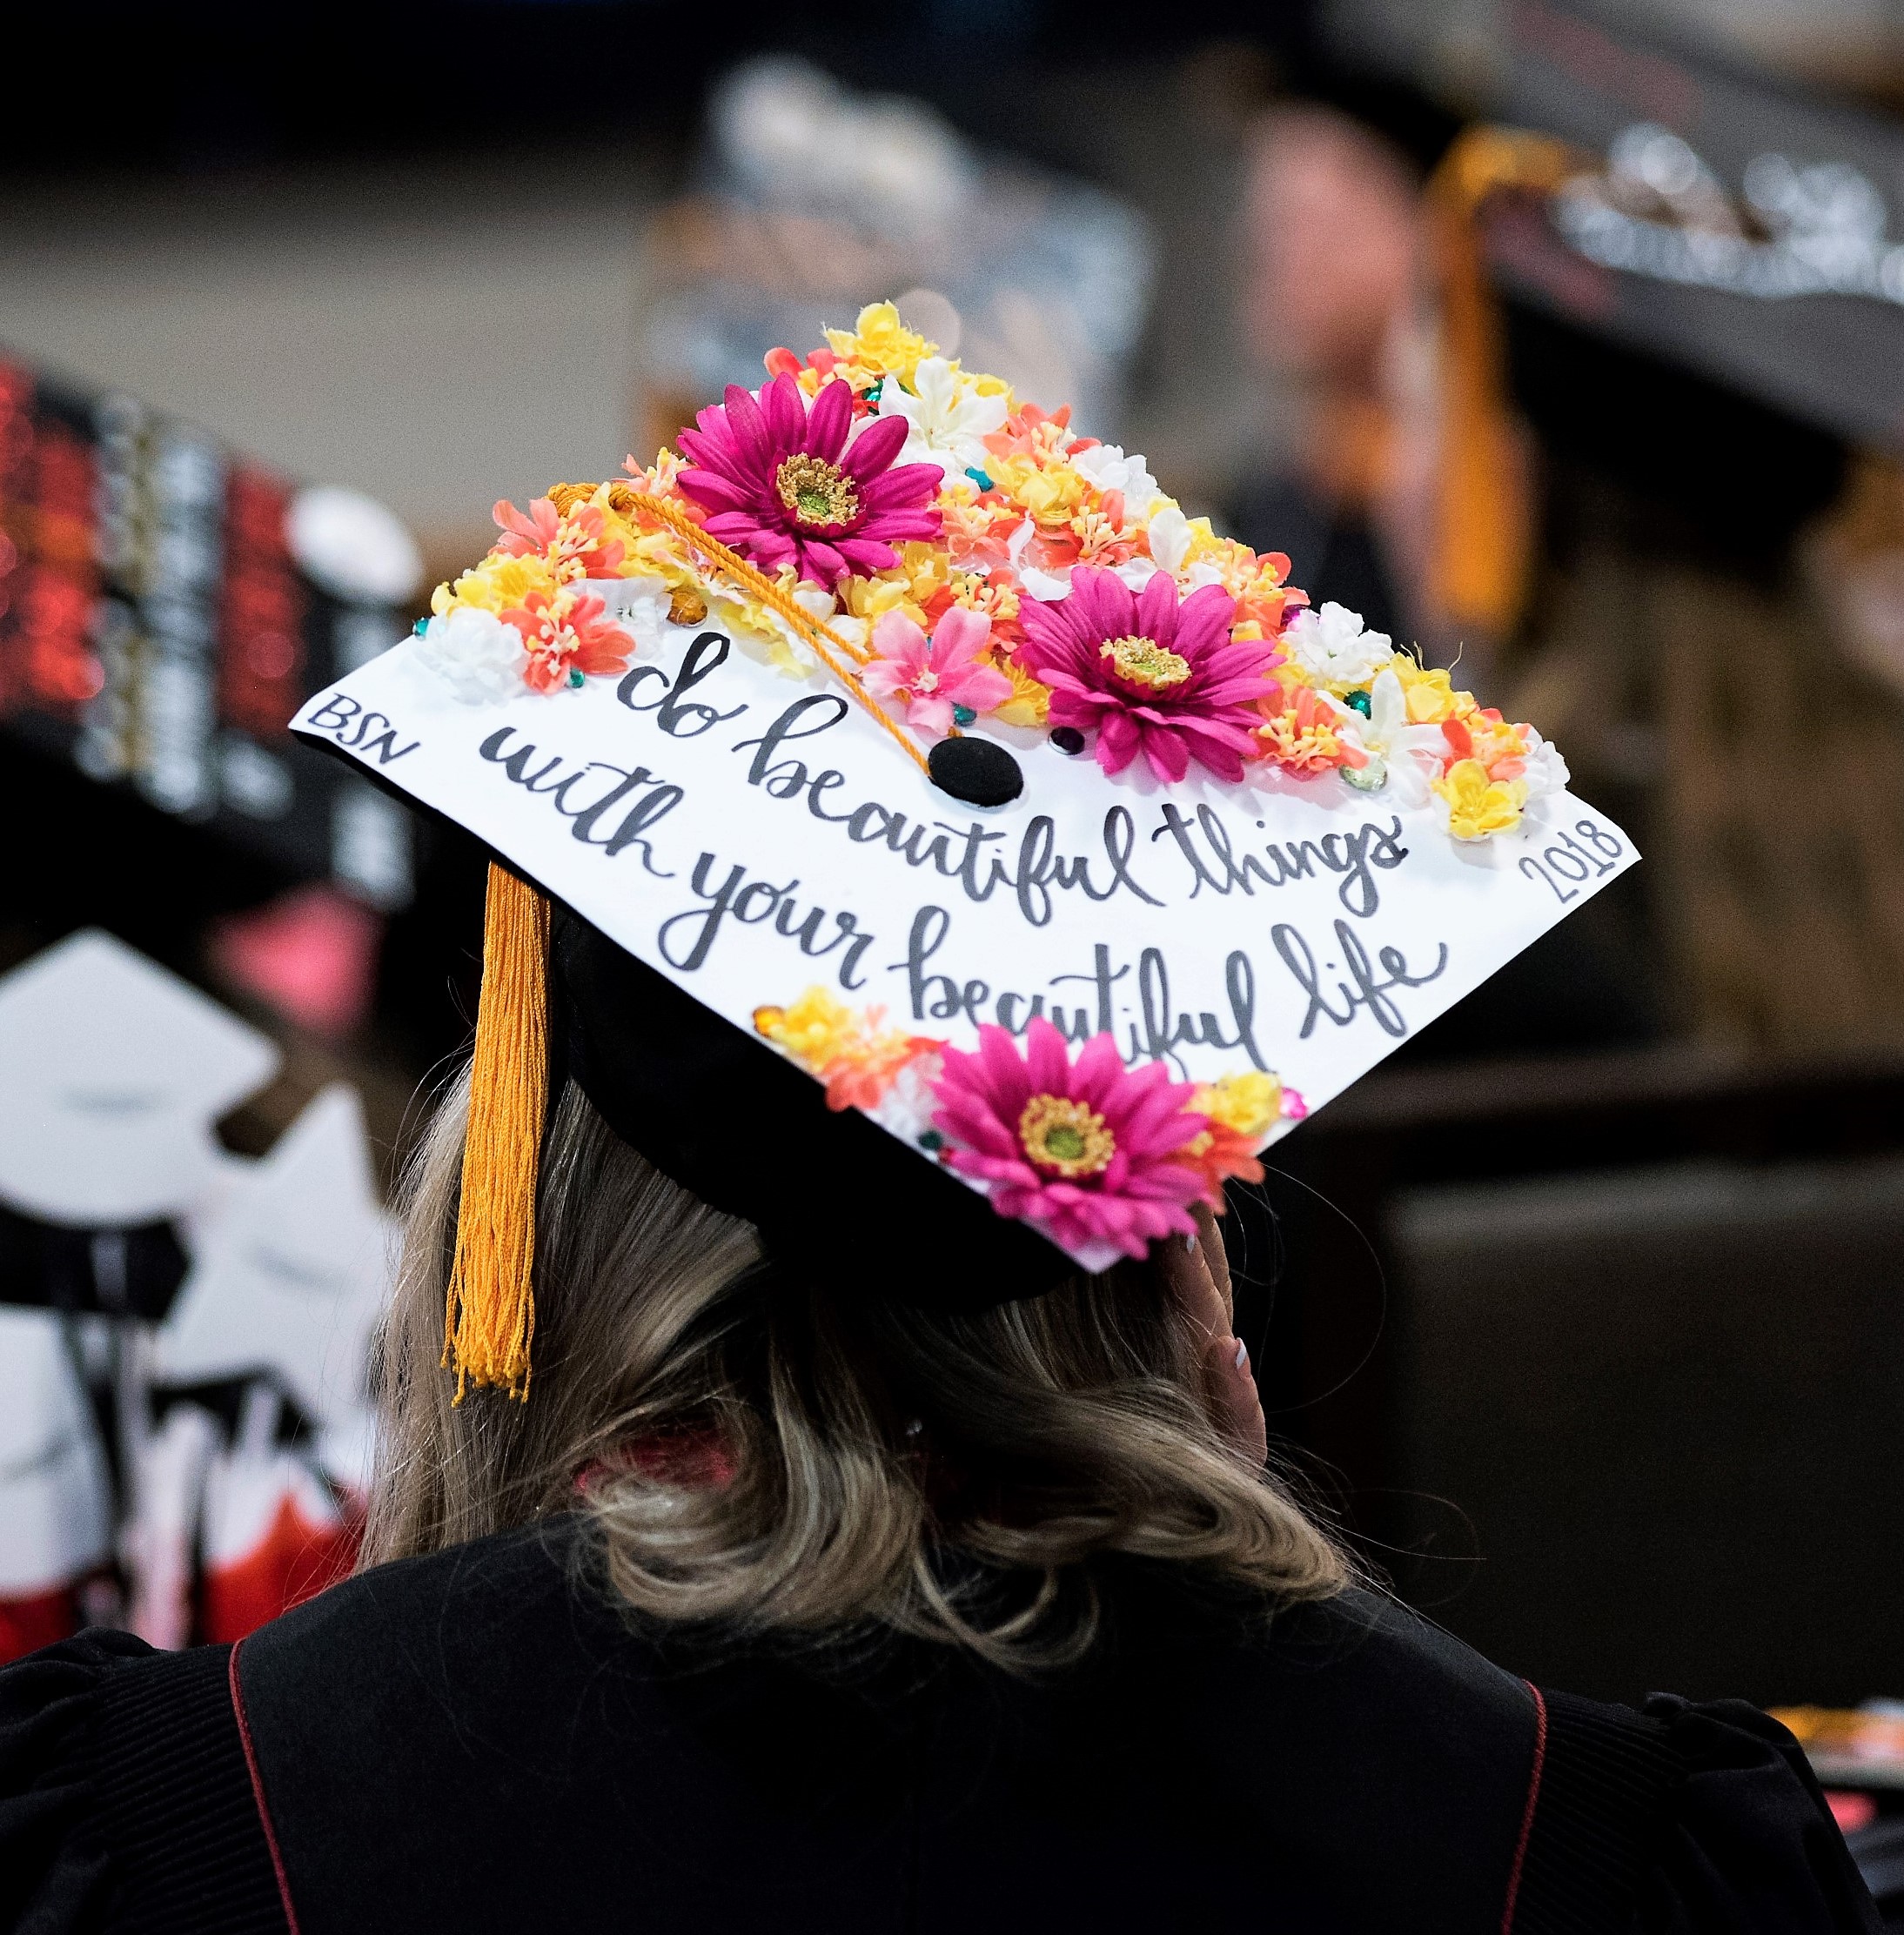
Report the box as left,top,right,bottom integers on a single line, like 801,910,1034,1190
1234,1339,1249,1371
1184,1233,1198,1253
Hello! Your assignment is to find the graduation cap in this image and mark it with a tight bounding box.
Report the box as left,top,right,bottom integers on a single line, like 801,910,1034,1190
158,1084,394,1430
0,930,279,1229
1481,0,1904,457
292,300,1637,1403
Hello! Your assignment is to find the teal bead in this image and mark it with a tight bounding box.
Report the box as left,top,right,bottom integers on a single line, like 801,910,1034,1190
918,1129,944,1152
864,378,883,405
568,667,585,689
1345,689,1371,716
412,616,430,636
965,467,993,492
952,704,976,726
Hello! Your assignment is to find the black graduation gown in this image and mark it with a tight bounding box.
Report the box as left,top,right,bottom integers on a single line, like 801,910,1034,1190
0,1521,1881,1934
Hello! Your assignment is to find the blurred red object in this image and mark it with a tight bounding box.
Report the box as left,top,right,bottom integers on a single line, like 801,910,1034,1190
1827,1791,1878,1833
198,1486,361,1645
0,1585,77,1664
211,885,381,1038
219,466,308,740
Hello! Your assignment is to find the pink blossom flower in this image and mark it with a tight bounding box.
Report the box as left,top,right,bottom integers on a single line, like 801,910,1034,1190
1016,566,1283,784
929,1018,1216,1260
674,374,942,589
491,496,624,581
861,606,1014,738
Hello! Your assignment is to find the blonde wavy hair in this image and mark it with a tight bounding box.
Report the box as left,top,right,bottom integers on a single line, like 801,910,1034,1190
362,1069,1345,1665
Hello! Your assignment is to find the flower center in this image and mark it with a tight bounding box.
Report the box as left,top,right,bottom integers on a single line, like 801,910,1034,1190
1017,1094,1116,1178
915,668,939,693
1100,633,1190,691
775,453,861,530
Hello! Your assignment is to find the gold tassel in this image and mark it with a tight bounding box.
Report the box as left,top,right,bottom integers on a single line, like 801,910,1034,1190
1426,127,1581,640
445,863,551,1403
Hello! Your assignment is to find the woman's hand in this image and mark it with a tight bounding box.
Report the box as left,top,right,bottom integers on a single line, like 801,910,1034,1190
1159,1203,1268,1466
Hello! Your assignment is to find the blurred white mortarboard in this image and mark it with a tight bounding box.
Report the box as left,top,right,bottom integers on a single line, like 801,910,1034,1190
158,1084,393,1428
0,930,279,1227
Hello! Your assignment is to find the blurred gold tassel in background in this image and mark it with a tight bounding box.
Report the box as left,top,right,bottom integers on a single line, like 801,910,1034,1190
1427,126,1579,642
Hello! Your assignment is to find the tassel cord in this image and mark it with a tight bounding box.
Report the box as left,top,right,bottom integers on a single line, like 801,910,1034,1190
572,483,942,780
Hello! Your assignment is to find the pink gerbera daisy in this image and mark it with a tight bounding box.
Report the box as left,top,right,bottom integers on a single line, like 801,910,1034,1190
1016,566,1283,784
929,1018,1216,1261
674,374,943,589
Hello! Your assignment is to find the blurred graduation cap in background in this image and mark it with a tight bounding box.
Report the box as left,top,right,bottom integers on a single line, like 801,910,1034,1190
158,1082,392,1436
0,927,278,1235
1460,0,1904,459
0,931,392,1659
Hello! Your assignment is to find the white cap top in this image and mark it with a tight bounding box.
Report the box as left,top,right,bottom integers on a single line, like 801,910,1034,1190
0,930,279,1225
158,1083,393,1428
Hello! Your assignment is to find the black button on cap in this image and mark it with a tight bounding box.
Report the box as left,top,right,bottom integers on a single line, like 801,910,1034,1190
929,735,1024,807
1049,726,1086,755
